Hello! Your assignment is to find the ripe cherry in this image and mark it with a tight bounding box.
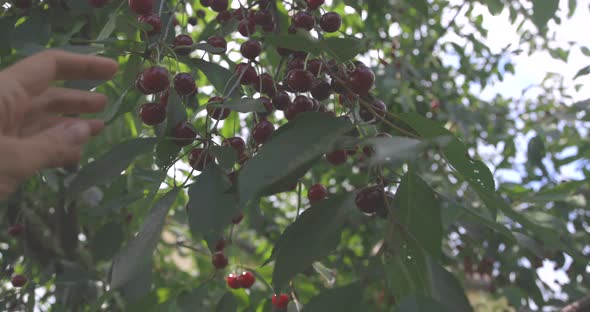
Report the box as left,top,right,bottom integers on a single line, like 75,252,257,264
311,79,332,101
233,7,248,20
223,137,246,156
137,14,162,36
232,212,244,224
139,103,166,125
11,275,27,288
253,10,272,25
240,39,262,60
141,66,169,94
431,100,440,110
174,73,196,96
238,19,256,37
128,0,152,15
238,271,255,289
188,16,198,26
254,73,276,96
200,0,211,7
331,77,348,94
173,34,194,55
308,59,324,76
355,185,386,214
215,238,227,251
210,0,227,12
226,274,241,289
212,252,228,269
326,150,347,165
8,224,24,237
207,97,230,120
320,12,342,33
272,90,291,110
172,122,197,147
207,36,227,54
290,95,314,117
292,11,315,31
277,47,293,56
308,184,327,203
235,63,258,85
252,119,274,144
258,97,274,117
348,66,375,95
306,0,324,10
272,294,290,309
216,10,231,23
287,69,314,92
288,56,305,71
359,99,387,122
189,148,215,171
90,0,109,8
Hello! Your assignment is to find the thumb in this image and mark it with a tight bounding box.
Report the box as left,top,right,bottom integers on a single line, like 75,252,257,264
25,120,93,171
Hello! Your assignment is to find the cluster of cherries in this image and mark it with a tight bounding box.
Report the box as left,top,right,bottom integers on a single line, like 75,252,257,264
4,225,27,288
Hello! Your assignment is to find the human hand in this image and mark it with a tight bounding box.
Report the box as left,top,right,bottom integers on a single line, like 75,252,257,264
0,50,118,199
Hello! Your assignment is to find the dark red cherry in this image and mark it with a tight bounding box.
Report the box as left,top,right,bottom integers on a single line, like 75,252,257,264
200,0,211,6
206,96,230,120
223,137,246,155
310,79,332,101
8,224,24,237
355,185,387,215
293,11,315,31
212,251,228,269
210,0,228,12
207,36,227,54
252,119,274,144
232,212,244,224
128,0,152,15
172,122,197,146
216,10,231,23
348,66,375,95
320,12,342,33
137,14,161,36
174,73,196,96
254,73,276,96
235,63,258,85
238,271,256,288
141,66,169,94
272,90,291,110
173,34,194,55
326,150,347,165
240,39,262,60
10,275,27,288
272,294,290,309
90,0,109,8
308,59,323,76
189,148,215,171
139,103,166,125
306,0,324,10
287,69,314,92
238,19,256,37
258,97,274,117
359,99,387,122
226,273,240,289
308,184,327,203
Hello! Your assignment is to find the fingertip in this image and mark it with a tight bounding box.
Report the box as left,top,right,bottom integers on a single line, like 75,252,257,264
87,119,105,136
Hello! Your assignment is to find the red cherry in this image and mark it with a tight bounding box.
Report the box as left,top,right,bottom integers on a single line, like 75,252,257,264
232,212,244,224
320,12,342,33
308,184,327,203
289,95,314,119
262,21,275,32
326,150,347,165
292,11,315,31
210,0,227,12
188,16,198,25
287,69,314,92
173,34,194,55
139,103,166,125
306,0,324,10
258,97,274,117
307,59,324,76
233,7,248,20
272,294,290,309
141,66,169,94
90,0,109,8
226,274,241,289
216,10,231,23
252,119,274,144
200,0,211,6
272,90,291,111
359,99,387,122
8,224,24,237
254,73,276,96
355,186,386,214
215,238,227,251
128,0,152,15
207,36,227,54
189,148,215,171
240,40,262,60
137,14,161,36
174,73,196,96
254,10,272,25
13,0,32,9
348,66,375,95
10,275,27,288
431,100,440,110
288,56,305,71
238,19,256,37
238,271,256,288
235,63,258,85
212,252,228,269
331,77,348,94
277,47,293,56
310,79,332,101
206,97,230,120
223,137,246,155
172,122,197,146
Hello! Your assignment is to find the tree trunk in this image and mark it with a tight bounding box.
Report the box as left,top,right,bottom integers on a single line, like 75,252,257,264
561,294,590,312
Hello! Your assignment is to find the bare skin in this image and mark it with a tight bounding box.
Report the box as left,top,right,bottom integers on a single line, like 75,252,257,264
0,50,118,199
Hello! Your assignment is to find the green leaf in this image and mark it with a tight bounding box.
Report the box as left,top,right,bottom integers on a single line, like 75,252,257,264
188,59,239,97
0,16,17,55
110,190,179,290
265,33,322,56
238,112,352,207
581,47,590,57
209,146,238,170
161,91,188,137
398,113,497,218
90,222,124,261
486,0,504,15
211,97,267,113
63,79,106,91
393,172,442,259
397,296,452,312
574,65,590,79
320,37,366,62
426,258,473,312
303,283,362,312
67,138,158,199
187,165,238,250
177,288,206,312
192,42,225,54
13,11,51,48
367,136,450,167
532,0,559,31
89,193,143,217
97,10,119,40
271,193,354,291
155,140,181,168
215,292,237,312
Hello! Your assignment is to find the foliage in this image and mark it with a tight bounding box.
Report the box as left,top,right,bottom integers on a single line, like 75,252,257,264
0,0,589,311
